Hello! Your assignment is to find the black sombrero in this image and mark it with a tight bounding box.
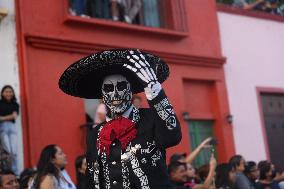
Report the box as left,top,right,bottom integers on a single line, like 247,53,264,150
59,49,169,99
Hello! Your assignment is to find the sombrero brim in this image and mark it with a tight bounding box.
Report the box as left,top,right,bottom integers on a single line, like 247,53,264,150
58,49,169,99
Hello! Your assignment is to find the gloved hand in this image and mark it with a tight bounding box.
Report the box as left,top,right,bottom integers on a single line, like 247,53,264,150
124,50,162,100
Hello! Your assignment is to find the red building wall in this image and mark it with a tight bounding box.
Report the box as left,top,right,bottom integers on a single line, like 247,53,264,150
15,0,235,178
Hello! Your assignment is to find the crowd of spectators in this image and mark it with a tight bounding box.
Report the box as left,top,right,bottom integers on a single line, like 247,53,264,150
168,139,284,189
69,0,161,27
69,0,284,32
218,0,284,15
1,138,282,189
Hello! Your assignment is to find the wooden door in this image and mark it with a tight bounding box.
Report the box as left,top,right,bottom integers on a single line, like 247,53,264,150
187,120,216,168
261,93,284,170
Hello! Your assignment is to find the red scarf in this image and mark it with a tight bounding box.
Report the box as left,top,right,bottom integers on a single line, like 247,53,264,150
98,117,137,156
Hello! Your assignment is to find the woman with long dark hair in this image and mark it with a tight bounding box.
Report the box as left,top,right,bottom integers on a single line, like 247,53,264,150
31,144,72,189
75,155,86,189
229,155,251,189
0,85,20,174
215,163,236,189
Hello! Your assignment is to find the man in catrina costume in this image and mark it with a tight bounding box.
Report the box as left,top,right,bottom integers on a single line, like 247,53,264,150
59,49,182,189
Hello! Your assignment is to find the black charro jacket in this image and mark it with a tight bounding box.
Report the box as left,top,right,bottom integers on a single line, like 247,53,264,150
85,90,182,189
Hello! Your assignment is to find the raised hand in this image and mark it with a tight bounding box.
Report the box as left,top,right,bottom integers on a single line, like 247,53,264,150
124,50,158,88
200,137,213,149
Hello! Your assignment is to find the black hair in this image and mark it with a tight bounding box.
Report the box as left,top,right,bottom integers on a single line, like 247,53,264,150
0,170,16,187
19,168,36,189
197,164,209,182
169,153,186,164
258,160,272,180
244,161,257,175
215,163,234,188
229,155,243,170
168,161,187,175
75,155,86,182
33,144,60,189
1,85,17,103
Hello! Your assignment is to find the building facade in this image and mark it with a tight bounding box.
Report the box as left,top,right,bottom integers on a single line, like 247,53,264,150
7,0,236,176
0,0,24,173
218,7,284,170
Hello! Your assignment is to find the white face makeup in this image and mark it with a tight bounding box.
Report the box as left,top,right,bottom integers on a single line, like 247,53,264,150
102,74,132,116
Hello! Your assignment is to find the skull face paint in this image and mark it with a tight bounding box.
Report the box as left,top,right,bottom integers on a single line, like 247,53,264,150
102,74,132,115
